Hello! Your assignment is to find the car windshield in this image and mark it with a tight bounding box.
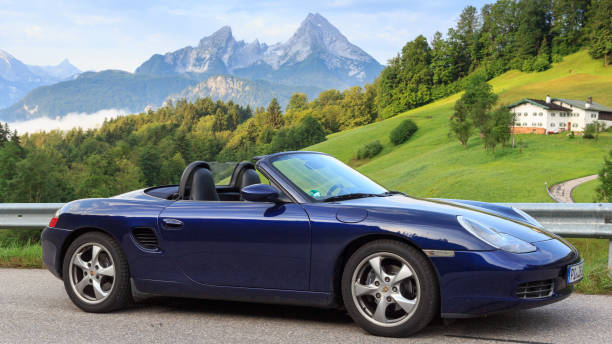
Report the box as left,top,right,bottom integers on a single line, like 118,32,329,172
270,153,387,201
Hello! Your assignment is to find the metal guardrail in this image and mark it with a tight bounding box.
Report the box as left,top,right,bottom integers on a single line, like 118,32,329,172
1,202,611,273
0,203,64,230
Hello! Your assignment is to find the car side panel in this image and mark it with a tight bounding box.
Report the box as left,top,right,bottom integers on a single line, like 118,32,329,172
51,197,182,282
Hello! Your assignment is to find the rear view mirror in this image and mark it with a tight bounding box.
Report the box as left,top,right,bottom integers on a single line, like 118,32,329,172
241,184,280,202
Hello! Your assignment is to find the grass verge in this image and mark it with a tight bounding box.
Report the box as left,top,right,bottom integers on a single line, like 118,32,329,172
0,242,43,268
568,238,612,294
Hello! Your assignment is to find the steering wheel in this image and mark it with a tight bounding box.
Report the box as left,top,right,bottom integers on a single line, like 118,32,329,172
326,183,345,196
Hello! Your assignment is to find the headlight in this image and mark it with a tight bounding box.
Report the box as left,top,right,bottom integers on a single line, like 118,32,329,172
512,207,542,228
457,216,536,253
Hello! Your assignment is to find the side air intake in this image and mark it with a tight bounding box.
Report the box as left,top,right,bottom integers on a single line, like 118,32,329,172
131,227,159,250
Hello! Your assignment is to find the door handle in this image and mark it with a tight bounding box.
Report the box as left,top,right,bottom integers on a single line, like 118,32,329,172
162,218,184,229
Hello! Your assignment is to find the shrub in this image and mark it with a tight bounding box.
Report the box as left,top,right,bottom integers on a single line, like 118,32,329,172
390,119,418,145
584,123,597,139
356,141,383,160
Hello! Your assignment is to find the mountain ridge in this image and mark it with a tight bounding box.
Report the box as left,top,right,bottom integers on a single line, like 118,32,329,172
0,49,81,109
1,13,382,122
136,13,383,90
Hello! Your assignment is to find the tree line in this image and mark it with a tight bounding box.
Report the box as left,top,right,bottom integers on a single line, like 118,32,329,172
0,86,378,202
376,0,611,118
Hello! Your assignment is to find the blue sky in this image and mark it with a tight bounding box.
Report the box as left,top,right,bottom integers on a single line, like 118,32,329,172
0,0,491,72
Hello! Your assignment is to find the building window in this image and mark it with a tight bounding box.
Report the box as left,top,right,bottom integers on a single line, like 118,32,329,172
532,122,537,126
539,113,543,116
538,122,542,126
551,123,555,127
591,114,597,118
533,112,537,116
551,113,556,117
572,123,578,128
523,122,528,126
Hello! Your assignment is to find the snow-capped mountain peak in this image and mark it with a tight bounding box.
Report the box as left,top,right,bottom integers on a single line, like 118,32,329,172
135,13,383,90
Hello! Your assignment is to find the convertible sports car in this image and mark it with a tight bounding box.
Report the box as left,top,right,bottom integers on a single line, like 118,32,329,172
41,151,583,337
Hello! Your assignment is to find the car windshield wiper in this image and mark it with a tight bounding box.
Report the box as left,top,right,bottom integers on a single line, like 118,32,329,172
322,193,384,202
381,190,405,196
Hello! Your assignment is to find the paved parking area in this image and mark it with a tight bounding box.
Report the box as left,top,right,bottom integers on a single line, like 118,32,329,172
1,268,610,344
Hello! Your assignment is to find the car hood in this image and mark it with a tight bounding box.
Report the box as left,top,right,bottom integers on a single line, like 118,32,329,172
336,195,558,244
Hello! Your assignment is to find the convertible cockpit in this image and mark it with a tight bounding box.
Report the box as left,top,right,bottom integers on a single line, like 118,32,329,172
144,161,262,201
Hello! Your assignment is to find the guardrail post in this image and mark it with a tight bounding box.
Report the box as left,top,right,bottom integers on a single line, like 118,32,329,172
609,239,612,278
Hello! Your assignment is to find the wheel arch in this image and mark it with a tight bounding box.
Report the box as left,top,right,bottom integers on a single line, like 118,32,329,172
331,233,441,307
58,226,119,278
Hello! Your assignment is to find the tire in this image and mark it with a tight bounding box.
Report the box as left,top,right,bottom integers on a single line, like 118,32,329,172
341,240,439,337
62,231,131,312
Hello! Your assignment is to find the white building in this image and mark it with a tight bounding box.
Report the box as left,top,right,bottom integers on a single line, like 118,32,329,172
508,95,612,134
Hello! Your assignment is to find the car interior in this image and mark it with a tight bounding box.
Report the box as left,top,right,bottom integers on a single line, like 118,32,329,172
144,161,264,201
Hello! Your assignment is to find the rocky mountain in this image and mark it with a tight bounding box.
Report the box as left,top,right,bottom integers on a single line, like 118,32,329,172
136,13,383,90
0,49,80,109
27,59,81,80
170,75,321,108
1,13,383,122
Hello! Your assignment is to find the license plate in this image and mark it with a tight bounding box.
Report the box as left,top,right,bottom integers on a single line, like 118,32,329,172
567,260,584,285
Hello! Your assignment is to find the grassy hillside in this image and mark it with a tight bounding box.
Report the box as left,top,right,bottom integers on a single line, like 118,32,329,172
573,178,600,203
307,50,612,294
308,50,612,203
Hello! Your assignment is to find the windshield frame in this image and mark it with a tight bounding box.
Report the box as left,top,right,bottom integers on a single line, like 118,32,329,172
258,151,388,203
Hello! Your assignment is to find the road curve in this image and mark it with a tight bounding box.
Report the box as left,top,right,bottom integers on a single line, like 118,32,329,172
549,174,598,203
1,268,611,344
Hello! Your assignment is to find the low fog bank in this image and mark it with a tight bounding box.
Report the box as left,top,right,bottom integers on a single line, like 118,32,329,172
7,109,129,134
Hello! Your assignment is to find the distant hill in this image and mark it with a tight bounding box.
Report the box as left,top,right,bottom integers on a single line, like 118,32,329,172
0,49,80,109
0,70,195,122
0,13,382,122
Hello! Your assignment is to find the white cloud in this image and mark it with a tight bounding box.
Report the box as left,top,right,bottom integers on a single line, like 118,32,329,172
24,25,44,39
8,109,128,134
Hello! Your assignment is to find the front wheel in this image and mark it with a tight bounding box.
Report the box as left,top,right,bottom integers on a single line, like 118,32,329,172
341,240,439,337
62,232,131,312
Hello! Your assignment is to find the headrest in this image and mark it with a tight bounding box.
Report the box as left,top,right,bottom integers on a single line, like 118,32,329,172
178,161,211,200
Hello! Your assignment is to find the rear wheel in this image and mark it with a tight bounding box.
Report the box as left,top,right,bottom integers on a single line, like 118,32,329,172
341,240,439,337
62,232,131,312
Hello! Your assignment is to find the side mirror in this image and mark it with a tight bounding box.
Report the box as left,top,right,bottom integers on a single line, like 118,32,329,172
241,184,281,202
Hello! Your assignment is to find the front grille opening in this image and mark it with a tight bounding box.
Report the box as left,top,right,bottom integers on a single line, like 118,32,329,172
515,280,554,299
132,227,159,250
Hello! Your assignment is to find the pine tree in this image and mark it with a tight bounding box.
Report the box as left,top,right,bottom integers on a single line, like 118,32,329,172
449,99,473,147
265,98,283,129
587,0,612,66
596,150,612,202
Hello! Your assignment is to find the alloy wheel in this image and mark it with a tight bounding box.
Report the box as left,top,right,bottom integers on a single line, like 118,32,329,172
68,242,116,304
351,252,420,327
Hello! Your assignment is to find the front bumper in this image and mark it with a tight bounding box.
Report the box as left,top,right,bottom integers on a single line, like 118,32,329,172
432,238,581,318
41,226,72,279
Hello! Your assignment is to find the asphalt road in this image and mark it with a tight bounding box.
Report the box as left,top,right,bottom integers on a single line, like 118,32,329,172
1,269,611,344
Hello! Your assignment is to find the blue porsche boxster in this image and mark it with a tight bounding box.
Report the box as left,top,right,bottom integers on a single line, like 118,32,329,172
41,151,583,337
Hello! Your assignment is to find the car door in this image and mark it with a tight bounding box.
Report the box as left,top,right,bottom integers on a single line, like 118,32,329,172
158,200,311,290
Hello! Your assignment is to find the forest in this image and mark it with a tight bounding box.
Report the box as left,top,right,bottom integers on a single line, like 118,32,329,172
0,0,610,203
